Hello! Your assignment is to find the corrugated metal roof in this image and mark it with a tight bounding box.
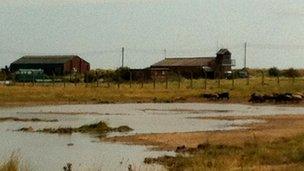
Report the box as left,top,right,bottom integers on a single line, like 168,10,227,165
151,57,215,67
11,55,79,64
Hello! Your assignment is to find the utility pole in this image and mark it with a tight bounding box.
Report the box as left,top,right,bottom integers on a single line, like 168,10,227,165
244,42,247,69
121,47,125,68
164,49,167,58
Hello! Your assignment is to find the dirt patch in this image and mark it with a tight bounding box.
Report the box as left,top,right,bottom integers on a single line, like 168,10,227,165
0,117,58,122
103,114,304,151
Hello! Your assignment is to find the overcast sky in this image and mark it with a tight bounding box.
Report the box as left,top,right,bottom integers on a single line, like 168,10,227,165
0,0,303,69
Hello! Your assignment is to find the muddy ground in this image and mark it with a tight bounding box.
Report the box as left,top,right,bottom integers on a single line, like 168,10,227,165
103,114,304,151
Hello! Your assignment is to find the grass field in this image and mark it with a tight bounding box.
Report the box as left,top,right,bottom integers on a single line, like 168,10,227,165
145,134,304,171
0,77,303,106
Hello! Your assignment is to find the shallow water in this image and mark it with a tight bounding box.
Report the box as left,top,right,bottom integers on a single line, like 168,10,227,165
0,103,303,171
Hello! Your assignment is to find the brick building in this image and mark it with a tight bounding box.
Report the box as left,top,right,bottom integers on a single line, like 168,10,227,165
150,49,235,79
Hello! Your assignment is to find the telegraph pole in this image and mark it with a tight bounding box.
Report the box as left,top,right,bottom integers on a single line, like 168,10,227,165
121,47,125,68
164,49,167,58
244,42,247,69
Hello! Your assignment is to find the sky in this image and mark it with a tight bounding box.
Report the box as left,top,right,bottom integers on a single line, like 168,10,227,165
0,0,303,69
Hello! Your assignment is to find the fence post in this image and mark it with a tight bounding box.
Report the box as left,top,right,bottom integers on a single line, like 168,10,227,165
12,73,16,86
74,73,77,86
129,71,132,88
216,72,220,88
190,72,193,89
178,71,181,89
141,72,144,89
3,71,7,82
32,73,35,86
42,74,45,86
22,73,25,86
96,71,99,87
203,71,207,90
261,71,265,86
232,71,235,88
217,78,220,88
246,72,250,86
277,75,280,86
53,73,55,87
165,71,168,89
153,72,156,89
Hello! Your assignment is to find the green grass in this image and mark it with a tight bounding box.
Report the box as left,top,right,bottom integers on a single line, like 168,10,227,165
0,77,303,106
144,134,304,171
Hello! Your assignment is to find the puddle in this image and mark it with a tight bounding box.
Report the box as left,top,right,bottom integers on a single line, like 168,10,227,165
0,103,303,170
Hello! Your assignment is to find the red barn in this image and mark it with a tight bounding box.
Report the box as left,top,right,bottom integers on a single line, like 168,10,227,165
10,55,90,76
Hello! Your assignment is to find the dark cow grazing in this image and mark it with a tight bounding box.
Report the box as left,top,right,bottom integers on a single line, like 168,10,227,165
250,92,303,104
202,93,218,100
273,93,293,103
249,93,265,103
217,92,229,100
263,94,275,102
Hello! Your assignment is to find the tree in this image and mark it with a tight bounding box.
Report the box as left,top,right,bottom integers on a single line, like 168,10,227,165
282,68,300,78
268,67,281,77
114,67,131,82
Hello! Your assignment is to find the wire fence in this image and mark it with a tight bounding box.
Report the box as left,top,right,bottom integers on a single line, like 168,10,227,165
1,70,303,91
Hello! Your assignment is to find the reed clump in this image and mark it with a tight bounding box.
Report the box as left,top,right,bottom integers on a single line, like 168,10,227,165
0,153,28,171
36,121,133,134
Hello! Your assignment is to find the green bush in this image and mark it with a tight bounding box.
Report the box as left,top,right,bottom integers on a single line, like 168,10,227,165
84,71,97,83
84,68,132,83
268,67,281,77
114,67,131,82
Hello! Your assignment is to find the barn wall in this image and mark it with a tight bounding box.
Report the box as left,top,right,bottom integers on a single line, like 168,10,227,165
214,53,232,78
64,57,90,74
10,63,64,75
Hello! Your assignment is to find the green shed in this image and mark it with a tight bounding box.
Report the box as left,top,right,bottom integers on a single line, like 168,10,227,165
15,69,48,82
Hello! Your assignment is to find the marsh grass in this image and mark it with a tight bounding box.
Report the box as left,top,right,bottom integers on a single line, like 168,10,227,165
145,134,304,171
35,121,133,134
0,77,303,106
0,153,28,171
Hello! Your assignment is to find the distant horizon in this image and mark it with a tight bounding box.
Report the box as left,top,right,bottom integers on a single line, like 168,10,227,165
1,0,303,69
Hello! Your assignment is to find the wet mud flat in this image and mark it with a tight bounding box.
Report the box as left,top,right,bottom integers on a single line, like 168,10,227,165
0,103,304,170
104,114,304,150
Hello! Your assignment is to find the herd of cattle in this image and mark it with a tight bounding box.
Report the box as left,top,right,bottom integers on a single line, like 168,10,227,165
202,92,304,103
249,92,304,103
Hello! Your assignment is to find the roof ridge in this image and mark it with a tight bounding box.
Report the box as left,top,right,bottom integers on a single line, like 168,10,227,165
22,55,77,58
165,57,215,59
